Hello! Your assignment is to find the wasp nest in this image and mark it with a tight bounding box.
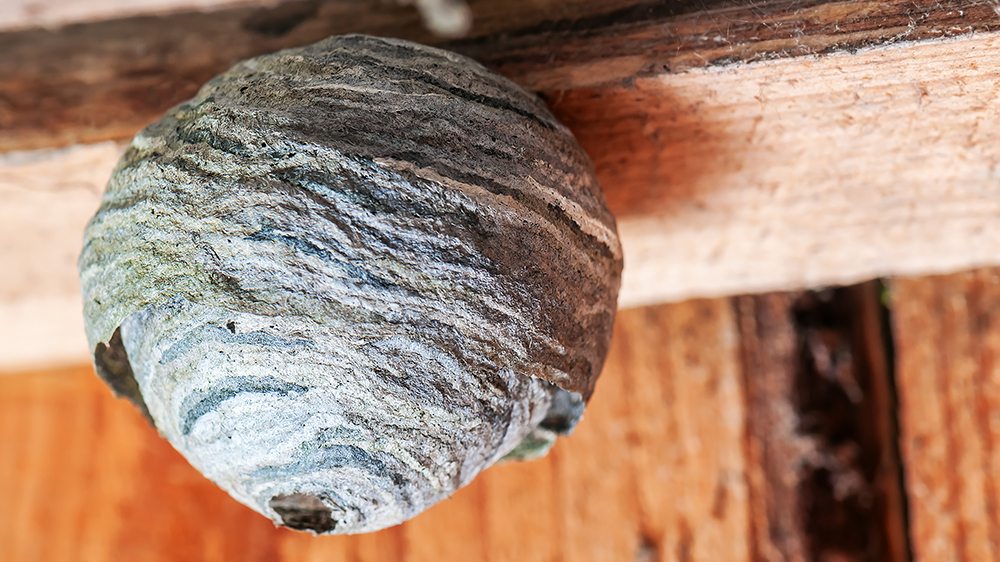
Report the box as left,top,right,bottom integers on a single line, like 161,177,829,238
80,35,622,534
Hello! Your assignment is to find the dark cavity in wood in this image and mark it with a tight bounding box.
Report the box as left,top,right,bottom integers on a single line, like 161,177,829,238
735,283,911,561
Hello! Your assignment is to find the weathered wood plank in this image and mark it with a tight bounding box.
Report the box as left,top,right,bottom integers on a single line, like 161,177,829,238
614,300,751,561
1,0,247,30
891,269,1000,562
565,31,1000,307
1,0,995,151
0,302,753,561
735,283,908,561
6,31,1000,370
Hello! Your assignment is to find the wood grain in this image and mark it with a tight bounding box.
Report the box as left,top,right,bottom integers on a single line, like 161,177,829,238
0,0,250,30
6,30,1000,370
2,0,995,151
0,301,753,561
891,269,1000,562
613,300,751,561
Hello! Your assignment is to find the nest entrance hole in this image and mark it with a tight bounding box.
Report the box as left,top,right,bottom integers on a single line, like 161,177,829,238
269,493,338,533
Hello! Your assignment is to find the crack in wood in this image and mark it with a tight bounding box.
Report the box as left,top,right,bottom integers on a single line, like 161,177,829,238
736,283,911,561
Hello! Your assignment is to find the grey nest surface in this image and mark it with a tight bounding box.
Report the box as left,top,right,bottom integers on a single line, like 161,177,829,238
79,34,622,534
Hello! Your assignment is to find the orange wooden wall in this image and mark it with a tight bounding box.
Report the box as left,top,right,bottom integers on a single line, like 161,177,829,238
1,301,750,562
4,274,1000,561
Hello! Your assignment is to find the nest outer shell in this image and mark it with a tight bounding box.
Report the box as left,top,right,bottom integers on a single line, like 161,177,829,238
79,34,622,534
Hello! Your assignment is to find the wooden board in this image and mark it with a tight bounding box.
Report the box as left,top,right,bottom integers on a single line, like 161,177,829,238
0,0,250,31
0,301,755,562
561,31,1000,305
5,30,1000,370
890,269,1000,562
2,0,996,151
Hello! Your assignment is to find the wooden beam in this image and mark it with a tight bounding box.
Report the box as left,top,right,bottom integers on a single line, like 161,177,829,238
604,299,750,561
2,0,995,151
0,143,121,370
558,31,1000,306
5,31,999,369
890,269,1000,562
0,0,248,30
